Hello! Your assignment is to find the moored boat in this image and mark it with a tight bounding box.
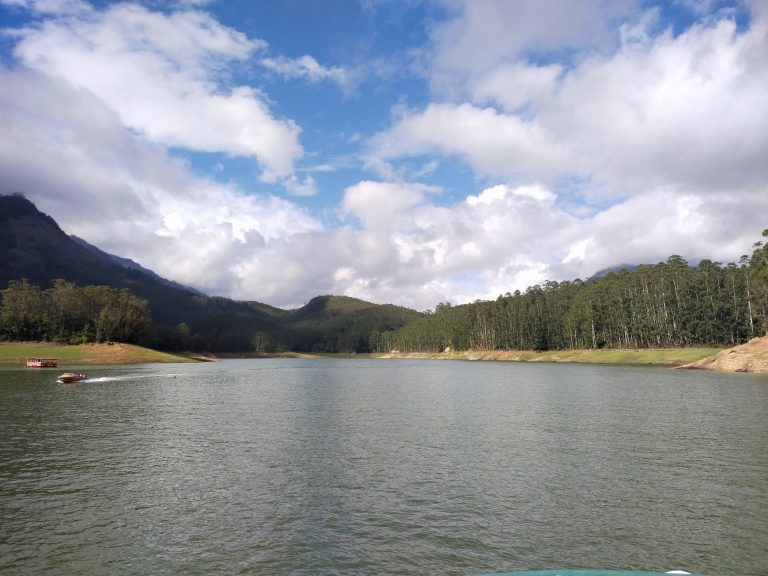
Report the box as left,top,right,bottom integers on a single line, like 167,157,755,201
26,357,58,368
57,372,88,383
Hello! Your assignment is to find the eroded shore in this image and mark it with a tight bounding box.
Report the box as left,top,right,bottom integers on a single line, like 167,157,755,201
679,336,768,373
375,338,768,373
375,347,721,367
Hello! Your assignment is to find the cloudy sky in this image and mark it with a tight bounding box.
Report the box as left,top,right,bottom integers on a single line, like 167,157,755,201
1,0,766,310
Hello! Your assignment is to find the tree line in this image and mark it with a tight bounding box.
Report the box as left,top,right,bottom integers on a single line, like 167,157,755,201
0,279,152,344
3,232,767,354
372,231,768,353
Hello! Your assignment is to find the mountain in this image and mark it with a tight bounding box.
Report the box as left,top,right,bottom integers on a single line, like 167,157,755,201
70,235,205,295
0,194,420,352
1,193,130,289
283,295,420,352
588,263,639,280
0,193,222,328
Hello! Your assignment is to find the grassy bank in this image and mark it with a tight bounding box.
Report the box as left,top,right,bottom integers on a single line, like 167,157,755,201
0,342,195,365
2,342,723,367
376,347,722,366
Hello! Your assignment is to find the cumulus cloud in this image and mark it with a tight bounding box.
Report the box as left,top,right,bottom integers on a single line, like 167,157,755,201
9,2,303,182
371,103,569,181
428,0,638,97
471,62,562,112
1,66,764,310
1,0,90,15
555,13,768,194
0,68,320,299
283,174,319,197
372,0,768,198
331,180,768,309
353,0,768,307
333,181,574,307
260,54,354,92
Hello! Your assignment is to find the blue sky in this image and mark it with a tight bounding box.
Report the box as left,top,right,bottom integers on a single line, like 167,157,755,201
1,0,766,310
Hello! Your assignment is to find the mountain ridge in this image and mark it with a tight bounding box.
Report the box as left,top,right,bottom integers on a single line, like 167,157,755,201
70,234,205,296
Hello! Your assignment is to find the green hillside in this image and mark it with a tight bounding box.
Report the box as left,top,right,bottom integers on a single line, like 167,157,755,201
285,296,420,352
0,342,193,365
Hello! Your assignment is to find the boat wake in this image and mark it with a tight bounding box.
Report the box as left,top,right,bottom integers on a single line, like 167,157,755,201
57,371,194,385
66,373,191,383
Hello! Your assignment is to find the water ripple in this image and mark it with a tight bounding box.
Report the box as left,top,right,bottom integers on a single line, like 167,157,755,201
1,360,767,575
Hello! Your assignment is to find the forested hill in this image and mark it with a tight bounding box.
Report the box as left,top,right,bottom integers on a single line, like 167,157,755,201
0,194,418,352
373,234,768,353
284,295,420,352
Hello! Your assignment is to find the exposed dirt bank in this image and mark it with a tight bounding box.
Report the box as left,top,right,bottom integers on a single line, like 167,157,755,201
376,347,720,366
679,336,768,373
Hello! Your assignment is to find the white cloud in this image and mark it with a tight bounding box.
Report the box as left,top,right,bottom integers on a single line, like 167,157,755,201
10,2,302,182
372,1,768,199
332,177,767,310
471,62,562,112
371,103,569,181
1,0,90,15
283,174,318,197
554,13,768,195
2,65,764,310
341,180,440,231
428,0,638,97
260,54,354,92
332,181,581,308
0,68,320,299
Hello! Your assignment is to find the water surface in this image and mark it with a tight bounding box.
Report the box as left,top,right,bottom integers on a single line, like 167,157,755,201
1,359,767,575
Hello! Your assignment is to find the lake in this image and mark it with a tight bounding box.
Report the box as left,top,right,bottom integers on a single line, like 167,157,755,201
1,359,767,575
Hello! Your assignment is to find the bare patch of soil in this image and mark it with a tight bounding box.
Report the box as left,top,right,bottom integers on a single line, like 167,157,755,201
680,336,768,373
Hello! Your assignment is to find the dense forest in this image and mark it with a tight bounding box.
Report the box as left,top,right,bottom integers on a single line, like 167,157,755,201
0,279,152,344
0,283,418,353
372,231,768,353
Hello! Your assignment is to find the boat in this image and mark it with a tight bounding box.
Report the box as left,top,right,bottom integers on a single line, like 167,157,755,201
26,357,58,368
57,372,88,383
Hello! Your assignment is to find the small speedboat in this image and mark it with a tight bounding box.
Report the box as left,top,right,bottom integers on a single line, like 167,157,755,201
57,372,89,383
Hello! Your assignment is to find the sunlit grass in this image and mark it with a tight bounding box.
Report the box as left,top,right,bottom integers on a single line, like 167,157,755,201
0,342,195,365
523,348,722,365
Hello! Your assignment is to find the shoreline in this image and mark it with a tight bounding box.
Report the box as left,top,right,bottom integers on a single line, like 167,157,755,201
5,340,767,373
677,336,768,373
373,347,722,367
0,342,196,365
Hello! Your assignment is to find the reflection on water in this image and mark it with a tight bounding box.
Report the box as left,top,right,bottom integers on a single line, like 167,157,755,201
1,360,767,575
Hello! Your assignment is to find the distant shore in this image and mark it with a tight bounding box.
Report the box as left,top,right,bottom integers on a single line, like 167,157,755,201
374,347,722,367
5,340,767,373
377,339,768,373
